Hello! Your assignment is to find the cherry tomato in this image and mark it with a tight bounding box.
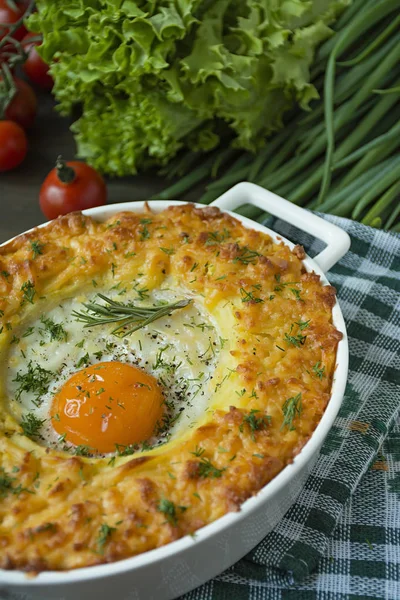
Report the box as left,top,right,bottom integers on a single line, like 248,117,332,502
0,120,27,172
40,157,107,220
22,33,53,90
4,76,37,129
0,0,27,42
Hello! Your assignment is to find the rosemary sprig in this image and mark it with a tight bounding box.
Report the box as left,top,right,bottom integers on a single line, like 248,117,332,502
72,294,192,337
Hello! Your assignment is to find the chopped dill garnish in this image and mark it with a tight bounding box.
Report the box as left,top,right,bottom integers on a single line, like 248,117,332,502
240,287,264,304
312,361,325,379
22,326,34,338
40,316,68,341
20,280,36,305
153,346,173,371
106,220,121,229
233,245,261,265
197,457,226,479
76,353,90,368
283,322,308,348
31,241,45,259
219,337,228,349
96,523,116,555
132,282,150,300
204,229,230,246
115,443,137,456
139,224,151,240
0,467,33,499
274,274,300,295
239,409,271,441
190,445,205,457
157,498,187,526
74,445,95,457
281,393,303,431
13,361,53,406
291,288,302,300
20,413,45,439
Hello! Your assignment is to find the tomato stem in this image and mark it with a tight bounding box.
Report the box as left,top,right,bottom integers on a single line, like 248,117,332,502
0,62,17,118
0,0,35,51
56,156,76,184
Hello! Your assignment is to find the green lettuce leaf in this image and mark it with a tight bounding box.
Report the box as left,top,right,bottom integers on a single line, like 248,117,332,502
29,0,350,175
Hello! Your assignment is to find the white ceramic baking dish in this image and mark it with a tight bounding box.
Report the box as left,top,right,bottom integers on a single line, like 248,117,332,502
0,182,351,600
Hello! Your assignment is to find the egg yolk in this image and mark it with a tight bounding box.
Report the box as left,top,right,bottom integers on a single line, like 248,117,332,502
51,361,164,454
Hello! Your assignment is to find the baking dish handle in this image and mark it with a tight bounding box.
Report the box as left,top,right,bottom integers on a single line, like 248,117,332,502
210,182,350,273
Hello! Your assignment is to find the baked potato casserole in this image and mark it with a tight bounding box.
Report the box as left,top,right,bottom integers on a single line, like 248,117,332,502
0,204,342,572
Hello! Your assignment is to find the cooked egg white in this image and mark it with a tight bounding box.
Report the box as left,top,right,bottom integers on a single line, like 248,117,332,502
5,282,222,454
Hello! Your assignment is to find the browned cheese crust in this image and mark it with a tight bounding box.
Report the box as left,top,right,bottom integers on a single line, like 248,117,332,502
0,204,342,572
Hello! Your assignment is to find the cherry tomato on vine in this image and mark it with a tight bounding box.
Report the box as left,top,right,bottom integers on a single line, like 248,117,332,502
22,33,53,90
0,0,27,42
39,157,107,220
0,120,27,172
4,76,37,128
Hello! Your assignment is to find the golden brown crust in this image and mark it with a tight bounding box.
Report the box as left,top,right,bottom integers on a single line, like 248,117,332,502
0,204,342,572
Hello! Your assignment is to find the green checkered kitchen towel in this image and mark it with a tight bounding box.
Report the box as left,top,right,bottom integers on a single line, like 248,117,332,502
181,213,400,600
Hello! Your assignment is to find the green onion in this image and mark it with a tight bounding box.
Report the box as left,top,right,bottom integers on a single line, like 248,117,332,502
352,154,400,219
384,189,400,230
362,181,400,226
338,15,400,67
333,121,400,169
374,84,400,95
155,0,400,231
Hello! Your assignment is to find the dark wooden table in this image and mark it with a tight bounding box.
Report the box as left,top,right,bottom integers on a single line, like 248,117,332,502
0,90,170,244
